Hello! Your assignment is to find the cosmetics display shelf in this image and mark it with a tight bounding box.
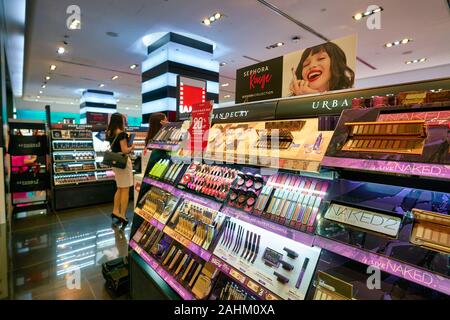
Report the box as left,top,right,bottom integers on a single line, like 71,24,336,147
134,207,166,231
370,101,450,114
129,240,196,300
143,177,223,211
313,235,450,296
53,159,95,163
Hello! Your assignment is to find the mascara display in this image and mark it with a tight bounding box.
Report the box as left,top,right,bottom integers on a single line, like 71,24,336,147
139,186,180,224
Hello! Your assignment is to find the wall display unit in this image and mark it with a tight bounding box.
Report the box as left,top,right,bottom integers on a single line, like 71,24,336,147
130,78,450,300
8,120,50,219
50,125,116,210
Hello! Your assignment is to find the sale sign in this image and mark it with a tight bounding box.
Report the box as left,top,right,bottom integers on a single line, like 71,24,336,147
178,82,206,120
188,101,213,157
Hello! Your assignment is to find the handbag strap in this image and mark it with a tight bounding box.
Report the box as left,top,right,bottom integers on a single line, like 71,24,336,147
109,134,120,152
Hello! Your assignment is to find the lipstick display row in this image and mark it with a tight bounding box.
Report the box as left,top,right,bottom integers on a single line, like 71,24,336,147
150,123,185,145
168,200,225,250
147,159,186,184
253,174,328,232
179,162,238,201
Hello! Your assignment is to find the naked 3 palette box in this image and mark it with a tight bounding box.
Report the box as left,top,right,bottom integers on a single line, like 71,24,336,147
321,108,450,180
203,119,334,173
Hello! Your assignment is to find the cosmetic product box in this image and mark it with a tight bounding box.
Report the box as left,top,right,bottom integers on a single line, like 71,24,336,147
396,91,429,106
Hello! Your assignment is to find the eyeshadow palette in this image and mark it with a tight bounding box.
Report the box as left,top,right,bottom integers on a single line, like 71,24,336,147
397,91,429,106
410,209,450,254
255,129,293,149
341,120,426,155
312,271,353,300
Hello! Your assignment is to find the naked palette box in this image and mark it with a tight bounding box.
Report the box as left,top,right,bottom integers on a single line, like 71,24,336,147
321,109,450,180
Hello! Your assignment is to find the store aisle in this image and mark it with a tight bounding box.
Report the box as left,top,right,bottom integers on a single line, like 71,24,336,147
8,202,134,300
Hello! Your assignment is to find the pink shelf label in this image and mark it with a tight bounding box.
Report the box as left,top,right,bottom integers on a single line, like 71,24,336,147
321,157,450,180
313,236,450,296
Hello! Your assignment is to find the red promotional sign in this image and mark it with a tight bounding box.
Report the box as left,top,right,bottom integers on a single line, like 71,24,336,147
179,83,206,118
188,101,213,155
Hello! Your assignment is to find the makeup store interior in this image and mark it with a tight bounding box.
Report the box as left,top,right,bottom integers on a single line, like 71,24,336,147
0,0,449,301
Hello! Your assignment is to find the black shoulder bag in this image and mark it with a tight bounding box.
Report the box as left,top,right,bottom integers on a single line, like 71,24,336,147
102,134,128,169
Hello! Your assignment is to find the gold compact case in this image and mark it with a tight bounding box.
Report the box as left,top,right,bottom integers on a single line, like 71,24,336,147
341,120,427,155
410,209,450,254
313,271,353,300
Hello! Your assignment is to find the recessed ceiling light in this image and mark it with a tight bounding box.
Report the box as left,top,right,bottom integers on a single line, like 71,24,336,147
221,83,229,87
202,12,223,26
50,65,57,71
130,64,138,70
99,84,105,88
39,91,43,94
385,38,412,48
37,96,40,99
405,58,427,65
126,107,129,110
41,84,46,89
57,47,65,55
45,76,51,81
70,102,74,105
111,75,119,80
224,95,231,98
266,42,285,49
353,7,383,20
117,99,120,102
219,62,227,66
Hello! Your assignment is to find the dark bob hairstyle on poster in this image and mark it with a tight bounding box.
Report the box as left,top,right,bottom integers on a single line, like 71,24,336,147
296,42,355,91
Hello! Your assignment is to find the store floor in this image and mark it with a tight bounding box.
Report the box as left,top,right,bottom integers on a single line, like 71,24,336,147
8,202,134,300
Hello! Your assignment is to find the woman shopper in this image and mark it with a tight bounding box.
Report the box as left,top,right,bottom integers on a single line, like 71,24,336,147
107,113,134,229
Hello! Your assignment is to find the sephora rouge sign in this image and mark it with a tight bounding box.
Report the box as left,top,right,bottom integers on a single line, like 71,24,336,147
235,57,283,104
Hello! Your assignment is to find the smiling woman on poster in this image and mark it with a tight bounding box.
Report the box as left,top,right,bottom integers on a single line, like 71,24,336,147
289,42,355,96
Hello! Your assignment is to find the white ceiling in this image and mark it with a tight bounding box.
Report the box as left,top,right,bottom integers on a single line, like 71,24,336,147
19,0,450,115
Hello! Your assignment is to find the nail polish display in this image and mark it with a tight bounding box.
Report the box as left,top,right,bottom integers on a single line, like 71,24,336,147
213,217,321,300
179,162,238,201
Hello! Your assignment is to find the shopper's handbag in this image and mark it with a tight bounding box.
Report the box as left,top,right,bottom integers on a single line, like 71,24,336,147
103,135,128,169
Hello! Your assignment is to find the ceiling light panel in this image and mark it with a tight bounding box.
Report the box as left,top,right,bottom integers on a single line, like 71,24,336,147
353,7,383,20
202,12,223,25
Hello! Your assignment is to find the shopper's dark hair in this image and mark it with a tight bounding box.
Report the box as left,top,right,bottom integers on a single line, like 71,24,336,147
106,112,124,140
296,42,355,91
145,112,167,145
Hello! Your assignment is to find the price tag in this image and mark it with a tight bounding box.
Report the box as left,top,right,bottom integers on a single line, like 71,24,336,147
229,269,246,284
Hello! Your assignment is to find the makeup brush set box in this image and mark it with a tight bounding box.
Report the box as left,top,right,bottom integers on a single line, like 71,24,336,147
321,108,450,180
316,179,450,278
204,119,334,173
147,121,190,152
213,216,321,300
